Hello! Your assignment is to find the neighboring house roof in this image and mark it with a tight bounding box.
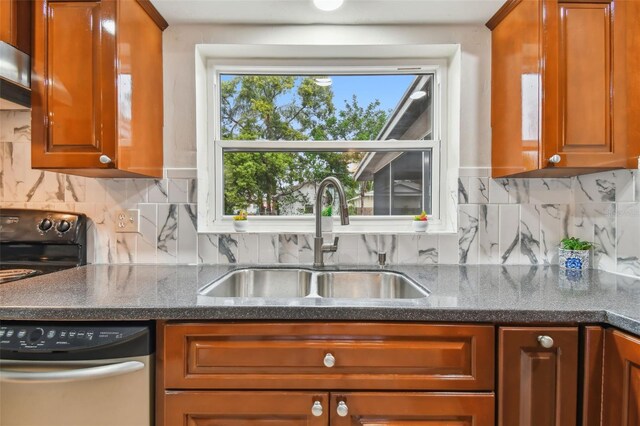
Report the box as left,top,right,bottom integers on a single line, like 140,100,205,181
353,74,433,181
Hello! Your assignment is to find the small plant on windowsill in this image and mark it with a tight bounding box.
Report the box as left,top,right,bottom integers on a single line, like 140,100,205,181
559,237,594,270
412,211,429,232
232,210,248,232
321,205,333,233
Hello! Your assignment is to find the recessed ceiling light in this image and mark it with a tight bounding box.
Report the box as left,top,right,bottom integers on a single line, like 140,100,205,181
314,77,333,87
313,0,344,12
409,90,427,100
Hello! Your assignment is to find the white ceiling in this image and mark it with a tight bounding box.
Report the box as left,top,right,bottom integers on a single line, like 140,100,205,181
150,0,504,25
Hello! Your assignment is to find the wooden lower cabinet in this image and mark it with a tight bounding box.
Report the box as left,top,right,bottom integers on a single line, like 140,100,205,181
498,327,579,426
162,391,494,426
159,322,496,426
602,329,640,426
330,392,494,426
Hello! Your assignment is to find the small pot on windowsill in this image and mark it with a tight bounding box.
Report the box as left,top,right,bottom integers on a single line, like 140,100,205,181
412,220,428,232
233,220,248,232
412,211,429,232
321,216,333,233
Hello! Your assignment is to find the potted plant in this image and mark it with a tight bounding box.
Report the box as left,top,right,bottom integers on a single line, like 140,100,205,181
412,211,428,232
559,237,593,270
233,209,248,232
321,205,333,232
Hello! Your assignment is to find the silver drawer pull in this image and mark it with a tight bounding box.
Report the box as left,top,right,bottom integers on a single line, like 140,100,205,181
311,401,323,417
548,154,561,164
337,401,349,417
537,335,554,348
99,154,112,164
323,353,335,368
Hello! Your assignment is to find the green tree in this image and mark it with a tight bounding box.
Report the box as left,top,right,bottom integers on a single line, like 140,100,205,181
220,75,389,215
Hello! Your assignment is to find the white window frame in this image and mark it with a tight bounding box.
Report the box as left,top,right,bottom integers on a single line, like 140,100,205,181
205,61,448,234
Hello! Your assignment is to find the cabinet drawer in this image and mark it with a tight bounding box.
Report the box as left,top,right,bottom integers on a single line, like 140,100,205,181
163,322,494,390
164,391,329,425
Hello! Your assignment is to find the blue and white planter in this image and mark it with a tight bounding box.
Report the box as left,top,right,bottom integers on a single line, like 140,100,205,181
559,248,590,270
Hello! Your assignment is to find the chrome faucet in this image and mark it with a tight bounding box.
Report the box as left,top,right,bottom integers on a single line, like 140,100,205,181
314,176,350,267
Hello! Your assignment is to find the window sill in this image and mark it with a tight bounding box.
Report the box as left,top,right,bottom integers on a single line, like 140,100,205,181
199,219,454,235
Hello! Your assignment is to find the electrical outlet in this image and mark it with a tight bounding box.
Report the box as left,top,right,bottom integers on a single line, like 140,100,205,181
116,209,139,233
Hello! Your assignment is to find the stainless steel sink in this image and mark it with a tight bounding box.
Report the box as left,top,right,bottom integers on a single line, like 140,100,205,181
199,268,428,300
198,268,313,298
316,271,428,299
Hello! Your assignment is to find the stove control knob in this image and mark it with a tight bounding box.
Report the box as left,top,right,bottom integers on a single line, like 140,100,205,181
39,218,53,232
29,328,44,343
57,220,71,233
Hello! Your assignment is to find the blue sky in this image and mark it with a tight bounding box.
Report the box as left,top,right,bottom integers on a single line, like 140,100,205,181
330,75,414,112
220,74,415,113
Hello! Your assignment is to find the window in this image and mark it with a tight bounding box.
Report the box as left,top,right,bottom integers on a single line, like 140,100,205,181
210,65,444,230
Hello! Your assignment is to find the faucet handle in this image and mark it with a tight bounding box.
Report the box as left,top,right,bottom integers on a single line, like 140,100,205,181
322,237,339,253
378,251,387,267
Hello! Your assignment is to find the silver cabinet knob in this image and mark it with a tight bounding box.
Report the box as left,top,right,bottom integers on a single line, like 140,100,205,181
548,154,561,164
323,353,335,368
538,335,554,348
99,155,112,164
336,401,349,417
311,401,323,417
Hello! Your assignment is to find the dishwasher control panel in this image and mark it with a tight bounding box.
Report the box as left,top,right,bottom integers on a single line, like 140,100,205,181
0,323,150,354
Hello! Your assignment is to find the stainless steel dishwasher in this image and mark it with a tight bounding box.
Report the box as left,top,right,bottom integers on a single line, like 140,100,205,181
0,322,154,426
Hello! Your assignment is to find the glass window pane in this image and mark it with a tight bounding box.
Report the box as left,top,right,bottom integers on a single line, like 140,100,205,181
223,150,430,217
390,152,423,215
219,73,434,142
373,164,390,216
423,149,432,214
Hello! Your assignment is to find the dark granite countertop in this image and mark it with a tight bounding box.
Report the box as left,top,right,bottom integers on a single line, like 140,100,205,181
0,264,638,336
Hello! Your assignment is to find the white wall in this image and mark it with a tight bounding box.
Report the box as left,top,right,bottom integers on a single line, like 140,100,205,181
162,24,492,169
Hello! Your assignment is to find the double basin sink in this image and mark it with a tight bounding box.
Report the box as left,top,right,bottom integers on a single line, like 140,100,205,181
199,268,429,300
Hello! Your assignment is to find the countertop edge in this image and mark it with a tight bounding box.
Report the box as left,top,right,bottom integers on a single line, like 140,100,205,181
1,307,630,334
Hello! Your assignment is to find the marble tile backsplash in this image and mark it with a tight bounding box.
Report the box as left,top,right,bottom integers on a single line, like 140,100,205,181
1,111,638,276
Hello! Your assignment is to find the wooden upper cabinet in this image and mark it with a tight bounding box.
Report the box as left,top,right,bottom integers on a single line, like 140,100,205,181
498,327,578,426
602,329,640,426
330,392,495,426
31,0,168,178
488,0,634,178
0,0,32,54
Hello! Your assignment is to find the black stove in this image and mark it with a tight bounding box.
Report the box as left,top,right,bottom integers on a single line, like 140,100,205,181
0,209,87,284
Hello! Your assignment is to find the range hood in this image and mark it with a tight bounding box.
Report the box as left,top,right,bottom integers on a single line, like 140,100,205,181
0,41,31,110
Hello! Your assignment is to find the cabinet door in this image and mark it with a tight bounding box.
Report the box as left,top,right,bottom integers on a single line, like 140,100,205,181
498,327,578,426
329,392,494,426
31,0,117,171
164,391,329,426
489,0,542,177
542,0,625,168
602,329,640,426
